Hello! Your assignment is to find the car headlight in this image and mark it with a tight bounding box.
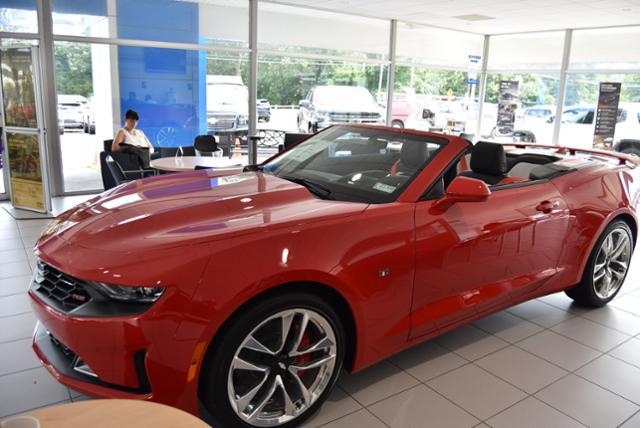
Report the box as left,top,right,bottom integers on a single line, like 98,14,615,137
91,282,165,303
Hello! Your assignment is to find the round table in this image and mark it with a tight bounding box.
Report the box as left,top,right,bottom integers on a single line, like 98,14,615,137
16,399,208,427
150,155,246,172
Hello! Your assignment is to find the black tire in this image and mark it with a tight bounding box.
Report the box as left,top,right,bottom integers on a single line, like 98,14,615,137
566,220,634,306
391,120,404,129
200,292,345,428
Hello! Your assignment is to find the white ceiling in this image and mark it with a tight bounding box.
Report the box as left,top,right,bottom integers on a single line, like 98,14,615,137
266,0,640,35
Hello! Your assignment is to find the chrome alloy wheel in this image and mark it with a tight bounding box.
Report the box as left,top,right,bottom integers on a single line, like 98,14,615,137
593,227,632,300
227,309,338,427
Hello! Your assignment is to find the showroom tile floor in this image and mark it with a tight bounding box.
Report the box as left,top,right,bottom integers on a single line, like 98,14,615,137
2,205,640,427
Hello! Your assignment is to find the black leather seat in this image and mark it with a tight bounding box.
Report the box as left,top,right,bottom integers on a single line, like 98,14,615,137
458,142,507,185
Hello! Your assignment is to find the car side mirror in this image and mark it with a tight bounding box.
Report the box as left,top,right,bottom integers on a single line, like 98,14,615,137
422,109,435,119
432,176,491,212
299,100,310,108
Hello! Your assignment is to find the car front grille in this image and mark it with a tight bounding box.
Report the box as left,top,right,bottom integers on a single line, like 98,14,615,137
34,261,92,312
328,112,381,123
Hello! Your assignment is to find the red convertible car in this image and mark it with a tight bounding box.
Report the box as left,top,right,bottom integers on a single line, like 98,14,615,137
30,125,638,427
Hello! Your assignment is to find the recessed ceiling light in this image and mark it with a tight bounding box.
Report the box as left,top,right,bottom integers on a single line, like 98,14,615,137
453,14,495,21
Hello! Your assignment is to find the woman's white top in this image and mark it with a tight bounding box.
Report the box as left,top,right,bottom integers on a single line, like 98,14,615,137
120,128,150,148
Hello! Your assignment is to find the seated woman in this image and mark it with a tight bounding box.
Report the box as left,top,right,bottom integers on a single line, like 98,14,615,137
111,109,155,169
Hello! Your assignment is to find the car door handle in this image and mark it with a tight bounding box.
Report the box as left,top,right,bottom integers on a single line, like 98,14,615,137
536,200,559,213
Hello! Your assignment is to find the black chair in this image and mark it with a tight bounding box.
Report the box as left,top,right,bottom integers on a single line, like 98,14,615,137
100,139,154,190
105,155,150,186
194,135,219,156
284,133,307,149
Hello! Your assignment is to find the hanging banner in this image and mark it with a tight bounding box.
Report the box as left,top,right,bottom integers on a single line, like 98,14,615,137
497,81,519,136
593,82,621,150
1,48,38,129
6,132,45,211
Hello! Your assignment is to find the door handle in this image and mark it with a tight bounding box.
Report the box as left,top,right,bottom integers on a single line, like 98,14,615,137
536,200,559,213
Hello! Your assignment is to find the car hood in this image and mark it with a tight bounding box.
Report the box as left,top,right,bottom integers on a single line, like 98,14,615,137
38,171,368,253
316,102,381,114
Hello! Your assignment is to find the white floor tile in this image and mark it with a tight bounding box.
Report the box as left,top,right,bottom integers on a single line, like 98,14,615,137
338,360,418,406
427,364,527,420
0,261,32,280
390,340,467,382
537,292,590,315
369,384,479,428
620,410,640,428
487,396,585,428
473,310,543,343
576,355,640,405
302,387,361,428
0,275,31,297
435,325,508,361
535,374,638,428
612,294,640,317
551,317,630,352
0,238,25,252
476,346,567,394
609,337,640,368
0,338,41,376
507,300,575,328
0,312,37,344
320,409,386,428
0,367,70,418
517,331,601,371
581,306,640,336
0,294,32,318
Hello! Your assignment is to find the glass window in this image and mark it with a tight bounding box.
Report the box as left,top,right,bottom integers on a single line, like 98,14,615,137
559,73,640,149
571,27,640,71
258,3,389,60
488,32,565,71
257,55,387,134
52,0,249,47
0,0,38,33
55,40,252,192
263,125,447,204
479,73,560,144
392,66,478,134
52,0,112,38
396,23,483,69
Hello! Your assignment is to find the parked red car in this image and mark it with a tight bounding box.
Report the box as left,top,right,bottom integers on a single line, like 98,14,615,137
30,125,639,427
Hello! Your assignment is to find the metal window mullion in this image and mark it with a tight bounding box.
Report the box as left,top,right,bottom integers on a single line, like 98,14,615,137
552,29,573,146
248,0,258,165
386,20,397,126
37,0,63,198
475,35,490,141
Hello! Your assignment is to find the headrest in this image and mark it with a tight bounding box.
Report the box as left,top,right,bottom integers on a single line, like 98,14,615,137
471,142,507,176
400,142,429,169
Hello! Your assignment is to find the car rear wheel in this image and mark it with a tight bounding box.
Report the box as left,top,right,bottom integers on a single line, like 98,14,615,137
391,120,404,128
201,293,344,427
566,220,633,306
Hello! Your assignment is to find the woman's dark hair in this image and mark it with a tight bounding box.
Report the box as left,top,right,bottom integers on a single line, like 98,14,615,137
125,109,139,121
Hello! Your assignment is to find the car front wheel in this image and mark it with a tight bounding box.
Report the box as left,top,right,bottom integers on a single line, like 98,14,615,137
566,220,633,306
201,293,344,427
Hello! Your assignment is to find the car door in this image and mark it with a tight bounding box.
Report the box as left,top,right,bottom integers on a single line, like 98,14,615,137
409,179,571,339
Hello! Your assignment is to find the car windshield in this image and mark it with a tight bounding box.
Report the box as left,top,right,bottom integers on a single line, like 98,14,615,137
263,126,447,204
207,85,247,109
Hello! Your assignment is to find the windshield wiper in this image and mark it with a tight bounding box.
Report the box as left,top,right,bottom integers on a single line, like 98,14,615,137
280,175,334,200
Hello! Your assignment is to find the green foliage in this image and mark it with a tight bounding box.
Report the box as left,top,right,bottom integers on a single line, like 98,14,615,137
55,43,93,97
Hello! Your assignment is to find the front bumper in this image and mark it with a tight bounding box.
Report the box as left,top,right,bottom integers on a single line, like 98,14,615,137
29,287,203,415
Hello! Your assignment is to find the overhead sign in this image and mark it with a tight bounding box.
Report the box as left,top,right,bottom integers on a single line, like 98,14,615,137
593,82,621,150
